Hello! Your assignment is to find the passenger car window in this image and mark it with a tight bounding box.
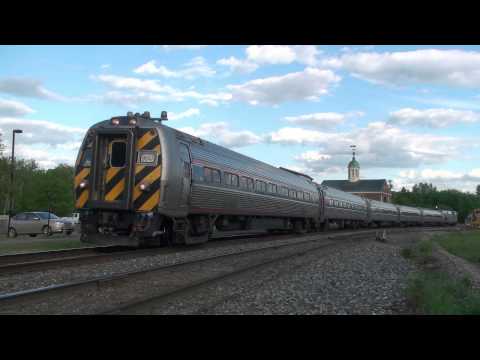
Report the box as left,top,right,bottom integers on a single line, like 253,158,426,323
231,174,239,187
255,180,266,193
240,176,247,189
212,169,221,183
14,213,27,220
192,165,204,181
271,184,277,194
247,178,254,191
204,167,212,182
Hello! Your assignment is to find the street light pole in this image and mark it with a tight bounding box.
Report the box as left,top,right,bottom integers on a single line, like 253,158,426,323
6,129,23,236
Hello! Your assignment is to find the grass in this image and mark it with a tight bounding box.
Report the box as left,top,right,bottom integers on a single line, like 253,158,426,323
406,271,480,315
401,239,435,264
433,231,480,264
401,232,480,314
0,236,91,255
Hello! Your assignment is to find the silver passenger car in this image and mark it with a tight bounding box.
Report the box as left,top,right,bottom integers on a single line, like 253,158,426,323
368,199,400,225
321,185,368,228
441,210,458,225
8,212,74,238
421,208,445,225
397,205,422,225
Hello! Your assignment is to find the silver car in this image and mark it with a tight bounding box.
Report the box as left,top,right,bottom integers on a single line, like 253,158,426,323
8,212,74,238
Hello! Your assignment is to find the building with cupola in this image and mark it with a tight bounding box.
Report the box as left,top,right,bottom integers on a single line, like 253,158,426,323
321,146,392,203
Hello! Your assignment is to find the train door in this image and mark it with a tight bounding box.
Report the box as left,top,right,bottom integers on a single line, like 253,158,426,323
179,143,191,209
91,130,134,209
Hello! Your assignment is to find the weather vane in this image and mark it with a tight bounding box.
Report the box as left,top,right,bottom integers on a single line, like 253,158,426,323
350,144,356,158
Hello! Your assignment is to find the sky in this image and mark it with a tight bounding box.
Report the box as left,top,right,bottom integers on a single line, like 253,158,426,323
0,45,479,193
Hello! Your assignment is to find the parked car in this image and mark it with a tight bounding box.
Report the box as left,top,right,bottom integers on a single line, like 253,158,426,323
61,212,80,225
8,212,74,238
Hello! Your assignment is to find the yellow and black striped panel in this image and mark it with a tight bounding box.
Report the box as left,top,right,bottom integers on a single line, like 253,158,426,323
74,165,90,209
104,166,126,202
134,128,161,212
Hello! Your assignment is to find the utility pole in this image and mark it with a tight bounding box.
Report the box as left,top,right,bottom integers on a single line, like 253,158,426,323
6,129,23,236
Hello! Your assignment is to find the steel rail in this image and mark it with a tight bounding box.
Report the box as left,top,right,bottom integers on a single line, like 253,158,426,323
0,226,454,314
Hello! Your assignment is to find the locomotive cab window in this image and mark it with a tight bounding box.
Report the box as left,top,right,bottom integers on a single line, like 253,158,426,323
81,148,93,167
110,141,127,168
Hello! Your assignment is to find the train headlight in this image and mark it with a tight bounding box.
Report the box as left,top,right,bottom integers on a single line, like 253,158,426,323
79,180,88,188
111,118,120,126
139,182,151,191
129,118,137,125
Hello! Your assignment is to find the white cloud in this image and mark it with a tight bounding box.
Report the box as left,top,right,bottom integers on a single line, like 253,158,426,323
0,98,35,117
0,78,64,100
267,122,466,175
216,57,259,73
169,108,200,120
394,168,480,193
161,45,208,51
0,117,87,168
134,57,215,79
0,117,86,147
389,108,480,128
227,67,340,105
284,111,363,128
178,122,262,148
101,64,111,69
323,49,480,88
92,74,231,106
246,45,321,66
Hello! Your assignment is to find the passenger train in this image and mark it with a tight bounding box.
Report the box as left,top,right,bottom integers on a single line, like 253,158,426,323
74,111,457,247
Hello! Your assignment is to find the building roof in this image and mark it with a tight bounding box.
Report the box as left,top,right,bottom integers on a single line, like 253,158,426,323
321,179,388,192
348,158,360,168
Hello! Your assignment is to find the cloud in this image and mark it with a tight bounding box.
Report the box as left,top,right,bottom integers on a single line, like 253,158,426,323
169,108,200,120
393,168,480,193
246,45,321,66
0,98,35,117
92,74,231,106
266,122,466,174
161,45,208,51
284,111,364,128
217,46,321,74
216,57,259,73
322,49,480,88
0,78,64,100
0,117,87,168
101,64,111,69
133,57,215,79
389,108,480,128
227,67,341,105
0,117,86,147
178,122,262,148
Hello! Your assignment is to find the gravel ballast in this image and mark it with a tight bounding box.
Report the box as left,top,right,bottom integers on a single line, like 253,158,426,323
122,236,419,315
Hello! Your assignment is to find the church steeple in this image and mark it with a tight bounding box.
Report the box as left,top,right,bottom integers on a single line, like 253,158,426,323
348,145,360,182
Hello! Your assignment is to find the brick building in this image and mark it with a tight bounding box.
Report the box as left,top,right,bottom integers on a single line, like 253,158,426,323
321,149,392,202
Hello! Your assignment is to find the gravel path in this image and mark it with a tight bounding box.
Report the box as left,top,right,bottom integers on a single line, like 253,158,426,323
124,239,417,315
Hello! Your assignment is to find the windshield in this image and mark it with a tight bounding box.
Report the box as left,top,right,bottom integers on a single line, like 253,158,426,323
36,212,59,220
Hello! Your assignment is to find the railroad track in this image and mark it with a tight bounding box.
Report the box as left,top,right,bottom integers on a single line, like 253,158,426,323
0,225,456,276
0,226,454,314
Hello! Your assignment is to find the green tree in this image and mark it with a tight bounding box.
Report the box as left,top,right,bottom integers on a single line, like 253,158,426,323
477,184,480,197
0,132,5,157
392,183,480,223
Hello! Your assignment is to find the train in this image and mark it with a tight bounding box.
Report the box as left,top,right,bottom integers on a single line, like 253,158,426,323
74,111,457,247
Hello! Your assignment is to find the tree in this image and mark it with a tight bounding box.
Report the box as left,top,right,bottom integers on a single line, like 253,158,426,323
0,132,5,157
477,184,480,197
